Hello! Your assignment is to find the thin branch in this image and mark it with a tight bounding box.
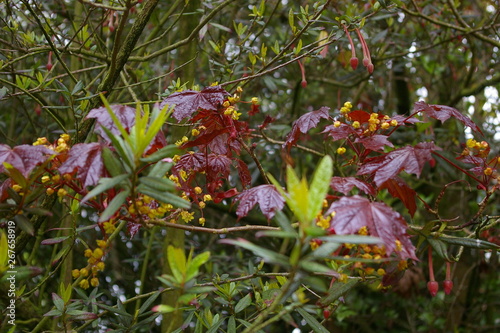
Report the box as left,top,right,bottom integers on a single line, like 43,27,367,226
149,220,279,234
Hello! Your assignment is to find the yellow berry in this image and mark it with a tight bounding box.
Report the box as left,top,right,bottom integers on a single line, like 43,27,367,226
41,175,50,183
80,268,89,277
90,277,99,287
12,184,22,192
96,262,105,271
194,186,203,194
199,201,206,209
96,240,107,248
337,147,346,155
381,122,390,130
57,188,67,197
199,217,206,226
52,175,61,182
72,269,80,279
390,119,398,126
377,268,386,276
333,121,341,128
484,168,493,176
352,121,360,129
79,279,89,289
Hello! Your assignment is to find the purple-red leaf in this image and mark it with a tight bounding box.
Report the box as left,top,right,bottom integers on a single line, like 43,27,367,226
236,158,252,187
379,177,417,217
0,144,54,177
58,143,104,188
326,195,417,259
173,152,206,174
330,177,376,196
285,106,330,148
322,122,357,141
207,154,231,178
354,134,394,151
357,142,441,187
234,184,285,220
160,85,229,121
86,105,166,150
414,101,482,133
86,105,136,140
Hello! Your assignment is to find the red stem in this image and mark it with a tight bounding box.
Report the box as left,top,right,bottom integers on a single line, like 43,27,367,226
428,247,435,281
432,151,483,184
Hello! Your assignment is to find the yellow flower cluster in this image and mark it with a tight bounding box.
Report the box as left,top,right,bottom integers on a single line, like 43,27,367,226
175,136,189,146
128,195,175,220
340,101,353,115
223,106,242,120
72,240,108,289
368,113,380,132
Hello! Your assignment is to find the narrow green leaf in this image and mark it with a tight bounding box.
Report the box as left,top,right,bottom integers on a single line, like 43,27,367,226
14,214,34,236
227,316,236,333
234,293,252,314
147,160,173,178
255,230,298,239
318,235,382,244
100,94,130,142
319,278,360,307
81,174,129,204
307,155,333,222
71,81,84,95
186,251,210,281
100,126,135,170
167,245,186,283
440,235,500,250
206,317,225,333
138,291,161,315
296,308,330,333
52,293,64,312
140,145,179,163
138,176,176,192
102,147,124,177
428,238,452,261
221,238,290,268
98,189,130,222
137,186,190,209
299,260,333,274
96,302,132,317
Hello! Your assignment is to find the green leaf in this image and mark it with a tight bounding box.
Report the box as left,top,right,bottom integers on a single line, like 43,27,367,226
96,302,132,317
52,293,64,312
98,189,130,222
147,160,173,178
140,145,179,163
102,147,124,177
206,316,225,333
167,245,186,283
138,291,161,315
14,214,34,236
221,238,290,268
186,251,210,281
153,304,176,313
138,176,176,192
428,238,452,261
296,308,330,333
319,278,360,307
318,234,382,244
299,260,334,274
100,126,135,170
234,293,252,314
440,235,500,250
255,230,298,239
136,186,190,209
227,316,236,333
307,155,333,221
81,174,129,204
71,81,84,95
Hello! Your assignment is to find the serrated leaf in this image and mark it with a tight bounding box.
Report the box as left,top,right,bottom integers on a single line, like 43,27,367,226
326,196,416,259
330,176,376,196
98,190,129,222
234,185,284,220
160,85,229,121
234,293,252,314
0,144,54,177
58,143,104,188
414,101,482,134
284,107,330,148
357,142,441,187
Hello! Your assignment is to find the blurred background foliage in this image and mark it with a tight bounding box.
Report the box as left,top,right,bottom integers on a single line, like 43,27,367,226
0,0,499,332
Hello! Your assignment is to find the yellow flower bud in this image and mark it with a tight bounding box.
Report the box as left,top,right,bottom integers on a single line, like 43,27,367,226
41,175,50,183
57,188,67,197
79,279,89,289
80,268,89,277
337,147,346,155
484,167,493,176
84,249,93,258
90,277,99,287
194,186,203,194
352,121,360,129
334,121,341,128
199,217,206,226
96,262,105,271
390,119,398,127
72,269,80,279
